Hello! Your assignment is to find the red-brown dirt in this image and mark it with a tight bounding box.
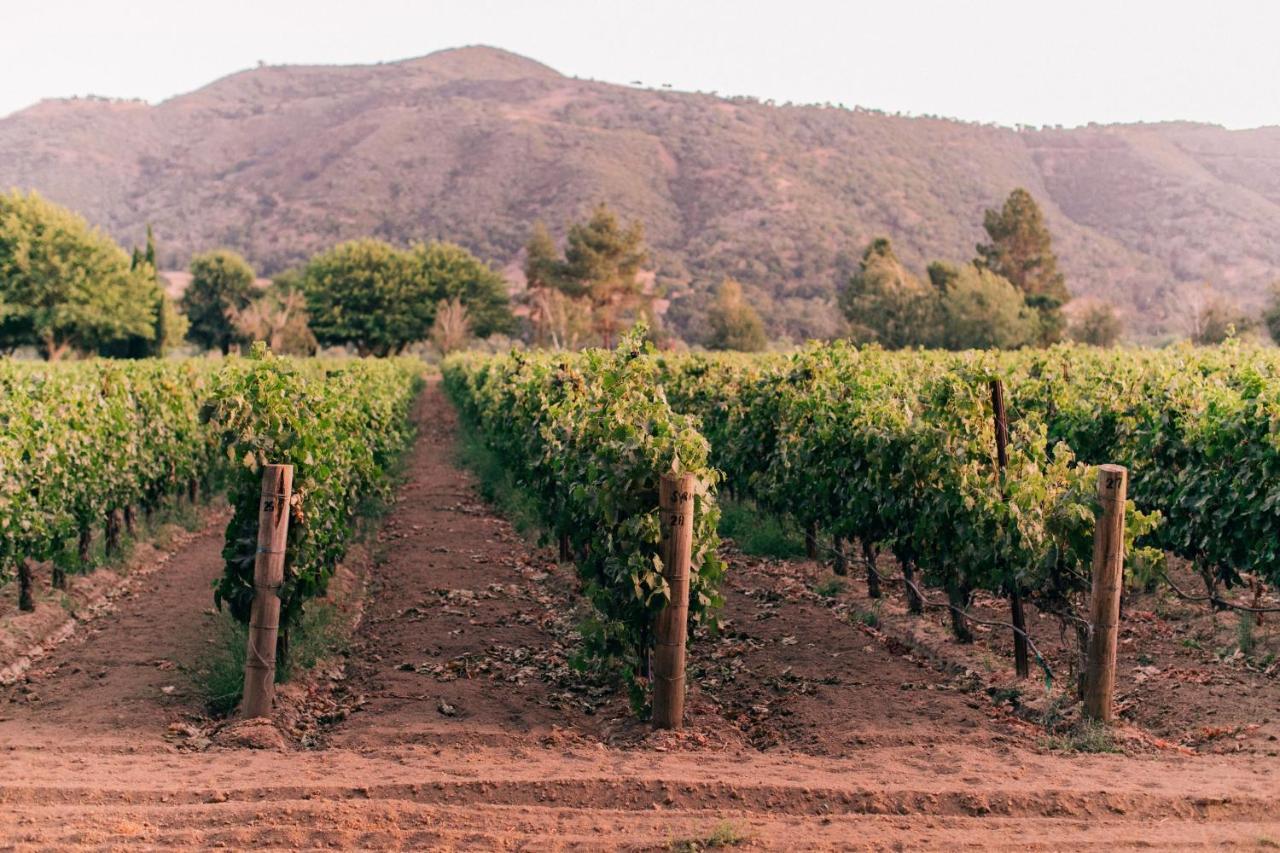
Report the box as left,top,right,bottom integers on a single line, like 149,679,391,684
1,381,1277,850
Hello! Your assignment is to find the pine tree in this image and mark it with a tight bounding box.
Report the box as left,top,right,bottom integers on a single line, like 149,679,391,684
839,238,937,349
559,204,648,348
975,189,1069,344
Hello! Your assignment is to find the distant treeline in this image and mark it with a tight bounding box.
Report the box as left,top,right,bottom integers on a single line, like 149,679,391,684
1,188,1272,360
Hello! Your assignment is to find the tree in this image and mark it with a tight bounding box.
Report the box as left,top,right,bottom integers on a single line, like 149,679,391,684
1070,301,1124,347
558,204,649,347
706,278,767,351
182,249,255,355
409,241,514,337
839,238,937,348
102,223,186,358
928,262,1038,350
1173,283,1252,345
0,190,156,359
523,220,561,293
302,239,428,356
429,297,472,355
229,270,316,356
976,188,1070,344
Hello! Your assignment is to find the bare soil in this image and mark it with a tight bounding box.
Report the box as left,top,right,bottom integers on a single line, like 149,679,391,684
1,381,1277,850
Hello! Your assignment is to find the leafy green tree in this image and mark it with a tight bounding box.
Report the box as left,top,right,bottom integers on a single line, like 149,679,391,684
927,262,1038,350
1070,302,1124,347
976,188,1070,344
409,241,514,337
0,190,155,359
302,239,427,356
103,224,186,358
706,278,767,351
558,204,649,347
839,238,937,348
523,220,561,292
181,249,255,355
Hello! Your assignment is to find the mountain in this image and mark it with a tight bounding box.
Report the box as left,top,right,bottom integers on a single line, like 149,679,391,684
3,45,1279,341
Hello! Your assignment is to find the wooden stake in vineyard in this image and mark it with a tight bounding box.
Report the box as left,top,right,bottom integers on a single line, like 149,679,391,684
989,379,1029,679
1084,464,1127,723
653,472,696,730
241,464,293,719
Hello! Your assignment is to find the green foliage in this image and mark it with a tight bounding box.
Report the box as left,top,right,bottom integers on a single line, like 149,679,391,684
1041,720,1120,753
717,498,806,558
302,239,425,356
0,190,158,359
930,262,1039,350
182,249,256,354
1192,296,1253,345
1070,302,1124,347
203,345,420,636
523,204,650,347
408,241,515,338
0,360,221,585
303,239,512,355
443,328,724,713
658,344,1164,634
706,279,767,352
839,238,936,349
976,188,1070,344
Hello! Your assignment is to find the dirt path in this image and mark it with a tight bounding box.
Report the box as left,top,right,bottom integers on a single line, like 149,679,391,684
1,381,1278,849
0,520,227,753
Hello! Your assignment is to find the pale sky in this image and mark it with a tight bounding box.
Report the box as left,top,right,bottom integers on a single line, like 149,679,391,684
1,0,1278,129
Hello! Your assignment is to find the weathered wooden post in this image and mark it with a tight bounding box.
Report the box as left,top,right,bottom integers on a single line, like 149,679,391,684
104,509,122,556
804,521,818,561
653,472,696,730
241,464,293,719
1084,464,1127,723
990,379,1029,679
18,559,34,612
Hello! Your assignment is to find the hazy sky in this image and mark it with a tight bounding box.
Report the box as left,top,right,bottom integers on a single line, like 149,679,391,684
2,0,1278,128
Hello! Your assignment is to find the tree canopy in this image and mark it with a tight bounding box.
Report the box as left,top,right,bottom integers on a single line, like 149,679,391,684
975,188,1070,343
928,262,1038,350
839,238,936,349
706,279,767,352
524,204,650,348
1070,302,1124,347
181,249,256,355
0,190,157,359
409,241,514,338
303,239,512,356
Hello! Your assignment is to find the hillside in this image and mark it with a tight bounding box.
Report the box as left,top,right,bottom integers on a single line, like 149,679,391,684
2,45,1279,340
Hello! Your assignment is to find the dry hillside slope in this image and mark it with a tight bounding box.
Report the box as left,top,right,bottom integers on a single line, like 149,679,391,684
3,45,1280,339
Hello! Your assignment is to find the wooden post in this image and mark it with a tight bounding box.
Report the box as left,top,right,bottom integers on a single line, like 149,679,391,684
861,540,881,599
832,536,848,576
77,525,92,565
104,509,122,556
804,521,818,560
18,559,34,612
653,472,696,730
1084,464,1127,723
990,379,1029,679
241,464,293,719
